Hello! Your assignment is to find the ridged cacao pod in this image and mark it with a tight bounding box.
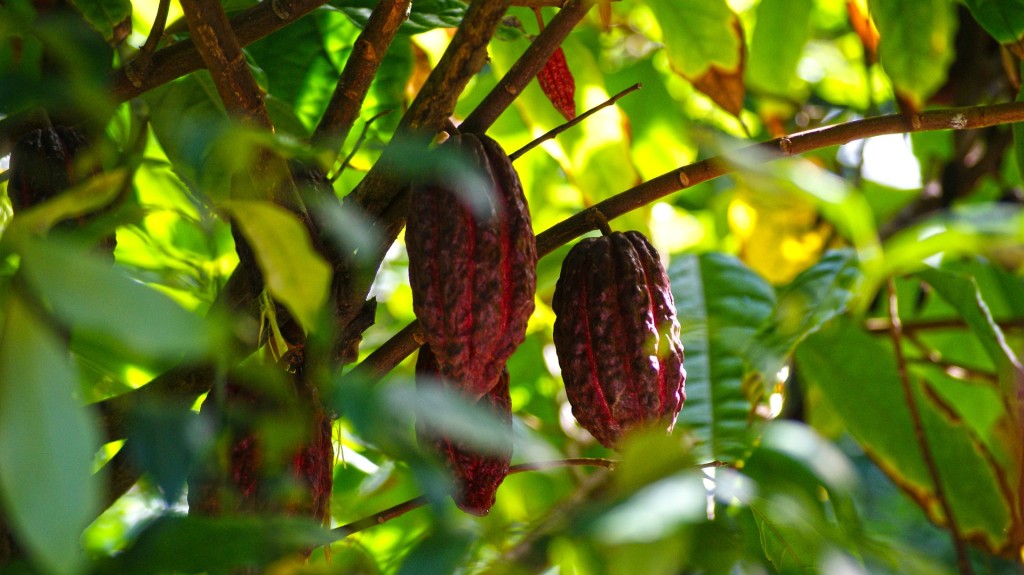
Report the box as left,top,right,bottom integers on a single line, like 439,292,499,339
552,231,685,449
416,345,513,516
188,372,333,525
406,133,537,399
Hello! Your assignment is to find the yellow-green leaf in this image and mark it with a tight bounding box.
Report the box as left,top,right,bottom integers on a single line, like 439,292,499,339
228,201,332,333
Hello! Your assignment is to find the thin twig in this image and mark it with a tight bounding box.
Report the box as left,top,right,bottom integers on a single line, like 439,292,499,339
332,457,615,537
334,495,428,537
509,82,641,161
865,317,1024,333
311,0,411,159
328,110,393,183
886,278,974,575
460,0,595,134
123,0,170,88
342,101,1024,386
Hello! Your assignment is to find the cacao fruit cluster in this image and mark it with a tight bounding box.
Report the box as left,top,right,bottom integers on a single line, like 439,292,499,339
406,133,537,400
416,345,512,516
552,230,686,449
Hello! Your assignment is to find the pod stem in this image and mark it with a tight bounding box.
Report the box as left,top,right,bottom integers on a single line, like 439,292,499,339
587,208,613,236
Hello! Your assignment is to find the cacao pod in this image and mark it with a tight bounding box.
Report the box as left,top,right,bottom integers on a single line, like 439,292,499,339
188,370,333,524
406,133,537,399
416,344,513,516
8,125,116,255
552,230,685,449
7,126,90,211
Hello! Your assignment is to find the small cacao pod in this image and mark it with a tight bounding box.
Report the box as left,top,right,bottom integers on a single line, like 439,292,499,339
406,133,537,399
7,126,90,212
416,345,513,516
552,230,685,449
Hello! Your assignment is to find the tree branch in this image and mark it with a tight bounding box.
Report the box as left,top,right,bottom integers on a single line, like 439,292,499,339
509,82,641,161
332,458,615,537
460,0,595,134
109,0,331,102
886,279,974,575
344,101,1024,386
312,0,411,158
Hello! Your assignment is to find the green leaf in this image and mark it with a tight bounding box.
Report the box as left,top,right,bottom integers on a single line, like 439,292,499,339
750,249,861,377
334,0,467,34
396,528,473,575
0,290,100,575
15,237,215,361
868,0,956,107
68,0,130,41
746,0,813,96
915,267,1023,392
1,169,126,246
670,253,775,462
647,0,741,77
228,200,332,333
796,317,1014,554
96,515,337,574
963,0,1024,45
245,12,344,132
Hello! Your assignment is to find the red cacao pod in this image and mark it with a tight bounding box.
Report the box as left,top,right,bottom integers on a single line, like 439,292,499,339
7,126,90,212
552,231,686,449
406,133,537,400
416,345,512,516
188,372,333,524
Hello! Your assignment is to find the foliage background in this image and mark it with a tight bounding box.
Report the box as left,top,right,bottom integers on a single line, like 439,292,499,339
1,0,1024,573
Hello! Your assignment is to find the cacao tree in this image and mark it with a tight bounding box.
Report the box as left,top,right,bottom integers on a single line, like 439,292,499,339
1,0,1024,573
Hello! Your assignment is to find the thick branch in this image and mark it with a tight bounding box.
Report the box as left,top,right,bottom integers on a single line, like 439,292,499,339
109,0,330,102
345,101,1024,385
179,0,272,127
460,0,594,134
312,0,411,156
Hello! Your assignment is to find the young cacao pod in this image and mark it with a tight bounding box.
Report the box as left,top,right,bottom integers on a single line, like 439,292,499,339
416,345,513,516
406,133,537,400
552,230,686,449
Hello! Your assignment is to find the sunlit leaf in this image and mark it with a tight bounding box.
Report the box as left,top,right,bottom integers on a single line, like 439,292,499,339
868,0,955,108
16,237,216,361
227,200,332,333
648,0,745,116
670,253,775,462
962,0,1024,46
0,290,100,575
747,0,813,96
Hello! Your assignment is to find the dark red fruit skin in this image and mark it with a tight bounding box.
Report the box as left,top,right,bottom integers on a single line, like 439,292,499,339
552,231,686,449
416,345,512,516
537,47,576,121
7,126,89,211
188,374,333,525
406,133,537,400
